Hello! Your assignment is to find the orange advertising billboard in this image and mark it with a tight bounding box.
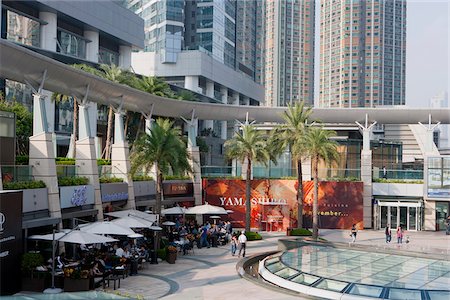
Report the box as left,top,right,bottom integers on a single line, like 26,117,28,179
202,179,363,231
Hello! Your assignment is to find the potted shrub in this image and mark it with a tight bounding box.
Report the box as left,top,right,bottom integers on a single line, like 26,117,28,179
166,246,177,264
63,268,91,292
21,252,47,292
288,228,313,237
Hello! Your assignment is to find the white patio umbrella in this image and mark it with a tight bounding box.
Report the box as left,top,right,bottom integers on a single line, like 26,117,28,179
149,225,163,231
186,203,228,215
127,233,144,238
209,215,221,225
162,221,176,226
112,216,153,228
161,206,188,215
79,221,136,236
105,209,157,222
226,210,234,214
29,230,118,244
29,229,118,294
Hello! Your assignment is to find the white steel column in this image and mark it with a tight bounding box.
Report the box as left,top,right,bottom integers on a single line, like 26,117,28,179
143,109,157,180
84,30,99,63
356,114,377,228
182,111,202,222
419,114,441,231
75,90,103,220
28,72,61,222
111,104,135,209
119,45,132,69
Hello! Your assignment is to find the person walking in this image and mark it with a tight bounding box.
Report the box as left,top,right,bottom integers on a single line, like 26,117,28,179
385,224,392,243
382,166,387,179
397,225,403,244
350,224,357,243
238,231,247,257
230,234,238,256
446,216,450,235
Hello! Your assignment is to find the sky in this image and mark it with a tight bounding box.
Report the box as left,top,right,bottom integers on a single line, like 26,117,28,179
314,0,450,108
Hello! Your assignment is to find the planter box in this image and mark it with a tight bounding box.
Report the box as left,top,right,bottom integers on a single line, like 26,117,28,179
21,276,46,292
166,252,177,264
23,188,48,213
100,182,129,202
64,278,90,292
59,185,95,209
134,181,155,197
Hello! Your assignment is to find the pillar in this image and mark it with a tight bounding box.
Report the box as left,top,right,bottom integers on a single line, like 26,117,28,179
220,86,228,140
84,30,99,63
39,11,57,52
356,115,377,229
144,116,157,180
184,76,199,92
111,111,135,209
419,115,441,231
183,115,202,223
119,45,132,69
29,93,61,221
76,103,103,220
204,80,215,131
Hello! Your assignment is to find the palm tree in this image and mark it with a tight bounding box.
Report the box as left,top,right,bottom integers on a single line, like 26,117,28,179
224,124,274,232
51,92,77,158
304,127,340,240
177,90,197,101
134,76,174,97
278,101,313,229
130,118,191,215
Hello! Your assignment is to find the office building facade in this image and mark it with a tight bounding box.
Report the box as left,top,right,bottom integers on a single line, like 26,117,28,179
319,0,406,108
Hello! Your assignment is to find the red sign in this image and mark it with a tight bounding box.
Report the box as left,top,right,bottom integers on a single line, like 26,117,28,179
203,179,363,231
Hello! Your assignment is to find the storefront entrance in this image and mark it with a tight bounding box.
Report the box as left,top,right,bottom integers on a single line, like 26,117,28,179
435,202,449,231
377,200,422,231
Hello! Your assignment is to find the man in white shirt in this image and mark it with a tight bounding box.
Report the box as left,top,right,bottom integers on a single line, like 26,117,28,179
238,231,247,257
115,246,124,257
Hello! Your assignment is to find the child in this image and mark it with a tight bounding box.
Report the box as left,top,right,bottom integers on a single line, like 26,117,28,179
231,234,238,256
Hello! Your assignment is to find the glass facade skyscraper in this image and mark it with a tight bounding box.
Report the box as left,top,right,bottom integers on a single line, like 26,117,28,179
319,0,407,108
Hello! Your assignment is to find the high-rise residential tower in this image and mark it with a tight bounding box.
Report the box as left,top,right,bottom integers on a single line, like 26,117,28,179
262,0,315,107
320,0,407,108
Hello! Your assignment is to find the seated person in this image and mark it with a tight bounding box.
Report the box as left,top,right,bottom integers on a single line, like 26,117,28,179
56,252,67,270
115,246,124,257
91,262,104,277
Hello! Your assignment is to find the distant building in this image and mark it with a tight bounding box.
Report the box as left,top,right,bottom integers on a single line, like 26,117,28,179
261,0,315,107
319,0,407,108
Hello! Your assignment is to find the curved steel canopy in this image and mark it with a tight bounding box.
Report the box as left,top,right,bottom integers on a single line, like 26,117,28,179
1,39,449,124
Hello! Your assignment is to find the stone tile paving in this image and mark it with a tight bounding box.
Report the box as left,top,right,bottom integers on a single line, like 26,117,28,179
102,230,450,299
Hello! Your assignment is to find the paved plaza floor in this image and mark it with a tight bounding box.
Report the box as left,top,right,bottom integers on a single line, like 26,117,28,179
105,230,450,300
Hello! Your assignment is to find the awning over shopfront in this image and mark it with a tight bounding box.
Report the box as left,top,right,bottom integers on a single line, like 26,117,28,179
22,216,61,229
376,198,423,207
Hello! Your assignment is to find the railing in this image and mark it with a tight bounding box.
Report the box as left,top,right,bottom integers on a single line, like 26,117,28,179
0,165,33,182
253,167,296,179
98,165,113,178
201,166,241,178
374,169,424,180
56,165,78,178
318,168,361,180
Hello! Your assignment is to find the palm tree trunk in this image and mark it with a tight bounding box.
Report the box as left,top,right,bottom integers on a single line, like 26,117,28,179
123,112,130,139
296,159,303,229
245,159,252,232
129,115,143,154
104,106,114,159
155,163,162,215
71,99,78,158
312,155,319,240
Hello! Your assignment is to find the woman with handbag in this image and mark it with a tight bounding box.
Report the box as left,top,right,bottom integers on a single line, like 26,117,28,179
385,225,391,243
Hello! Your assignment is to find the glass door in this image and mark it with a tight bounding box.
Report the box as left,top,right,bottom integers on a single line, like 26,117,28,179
408,207,417,230
399,207,407,229
380,206,388,229
390,207,398,229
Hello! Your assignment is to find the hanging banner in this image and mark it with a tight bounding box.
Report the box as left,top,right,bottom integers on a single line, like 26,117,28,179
203,179,363,231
